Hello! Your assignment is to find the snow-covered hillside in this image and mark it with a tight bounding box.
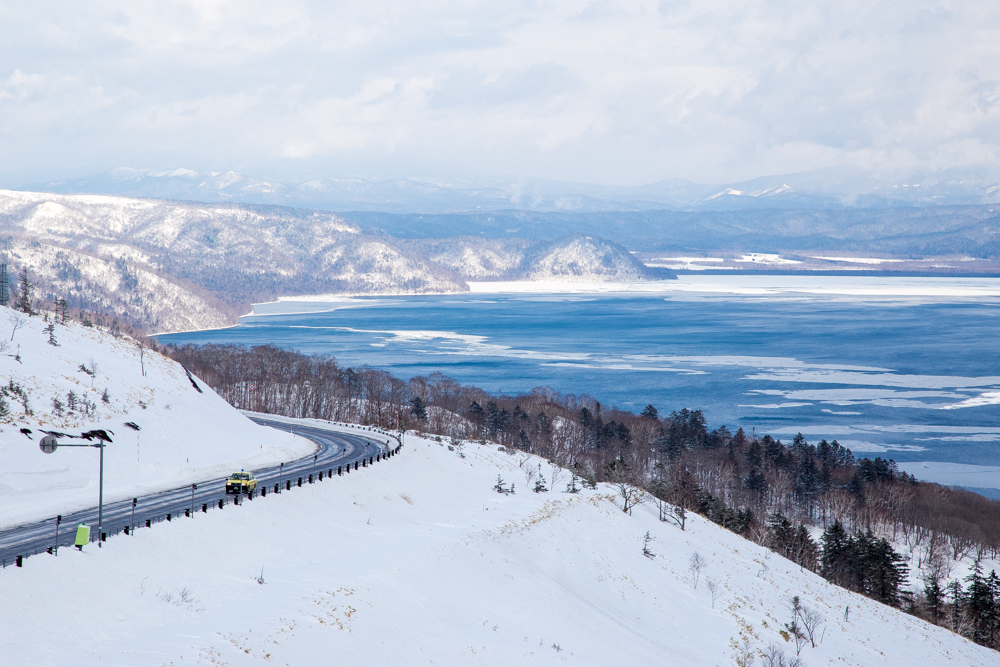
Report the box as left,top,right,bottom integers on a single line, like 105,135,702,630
0,427,993,666
523,235,659,282
0,189,467,332
0,305,311,527
405,234,669,282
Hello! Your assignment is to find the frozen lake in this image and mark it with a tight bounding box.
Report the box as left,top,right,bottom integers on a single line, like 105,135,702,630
159,275,1000,470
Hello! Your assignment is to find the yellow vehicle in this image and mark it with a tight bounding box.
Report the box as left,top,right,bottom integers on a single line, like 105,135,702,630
225,470,258,495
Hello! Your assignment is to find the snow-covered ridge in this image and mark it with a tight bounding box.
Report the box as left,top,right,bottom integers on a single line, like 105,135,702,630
0,429,993,665
405,234,670,283
0,305,310,527
0,189,468,332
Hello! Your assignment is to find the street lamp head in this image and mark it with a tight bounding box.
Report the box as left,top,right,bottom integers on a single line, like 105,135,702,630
39,435,58,454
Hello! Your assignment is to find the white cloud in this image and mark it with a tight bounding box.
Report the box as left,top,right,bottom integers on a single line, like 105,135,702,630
0,0,998,184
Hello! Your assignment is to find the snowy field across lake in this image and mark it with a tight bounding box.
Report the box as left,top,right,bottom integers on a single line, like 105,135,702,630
2,430,995,666
160,276,1000,478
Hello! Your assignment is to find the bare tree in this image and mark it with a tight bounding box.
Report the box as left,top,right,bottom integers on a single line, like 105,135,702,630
135,338,147,377
706,579,721,608
549,463,564,490
689,551,706,589
761,643,802,667
606,460,645,515
800,605,825,648
8,311,26,341
785,596,808,656
655,497,686,530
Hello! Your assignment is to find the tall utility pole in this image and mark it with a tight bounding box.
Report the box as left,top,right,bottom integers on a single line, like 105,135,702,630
0,262,8,308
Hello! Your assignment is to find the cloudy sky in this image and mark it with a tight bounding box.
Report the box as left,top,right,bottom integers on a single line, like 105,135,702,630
1,1,999,186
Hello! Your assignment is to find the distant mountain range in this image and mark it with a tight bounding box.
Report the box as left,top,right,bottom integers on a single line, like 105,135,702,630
20,164,1000,214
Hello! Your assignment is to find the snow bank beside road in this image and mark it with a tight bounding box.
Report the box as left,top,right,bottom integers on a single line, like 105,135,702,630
0,306,310,527
1,429,993,666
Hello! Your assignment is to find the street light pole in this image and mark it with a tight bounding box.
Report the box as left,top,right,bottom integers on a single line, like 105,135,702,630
98,442,104,547
40,436,107,548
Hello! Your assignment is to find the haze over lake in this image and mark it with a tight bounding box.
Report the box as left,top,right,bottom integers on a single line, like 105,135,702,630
159,276,1000,472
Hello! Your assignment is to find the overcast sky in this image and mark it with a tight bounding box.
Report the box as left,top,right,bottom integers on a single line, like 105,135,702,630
1,1,999,186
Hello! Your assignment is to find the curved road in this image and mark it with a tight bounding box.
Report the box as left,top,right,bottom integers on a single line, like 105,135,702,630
0,418,401,568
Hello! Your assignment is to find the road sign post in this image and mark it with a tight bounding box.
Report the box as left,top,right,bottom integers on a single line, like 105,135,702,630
131,497,137,534
54,514,61,556
191,483,197,517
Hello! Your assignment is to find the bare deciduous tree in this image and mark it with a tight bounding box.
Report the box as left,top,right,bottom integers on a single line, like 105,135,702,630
8,311,26,341
706,579,721,608
689,551,706,589
800,605,825,648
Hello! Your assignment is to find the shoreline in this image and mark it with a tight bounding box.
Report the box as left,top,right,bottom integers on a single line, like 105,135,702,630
152,274,1000,337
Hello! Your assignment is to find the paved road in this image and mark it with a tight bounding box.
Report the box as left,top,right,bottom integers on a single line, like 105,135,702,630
0,418,401,568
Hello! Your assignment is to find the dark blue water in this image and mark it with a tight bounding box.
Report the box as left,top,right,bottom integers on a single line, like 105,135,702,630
158,279,1000,466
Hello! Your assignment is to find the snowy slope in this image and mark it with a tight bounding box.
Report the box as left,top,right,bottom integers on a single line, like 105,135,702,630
0,427,993,666
0,305,311,527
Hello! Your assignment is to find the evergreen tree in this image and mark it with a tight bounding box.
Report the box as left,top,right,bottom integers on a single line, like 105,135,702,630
409,396,428,422
14,269,34,315
864,534,908,606
964,562,998,646
518,429,531,450
821,520,851,585
948,579,964,633
640,404,659,419
467,401,485,434
745,438,763,468
742,468,767,495
794,455,820,518
924,575,944,625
